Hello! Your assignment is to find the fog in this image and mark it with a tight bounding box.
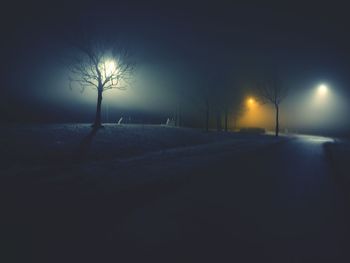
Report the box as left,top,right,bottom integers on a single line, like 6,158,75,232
283,82,349,133
237,81,350,134
2,0,350,135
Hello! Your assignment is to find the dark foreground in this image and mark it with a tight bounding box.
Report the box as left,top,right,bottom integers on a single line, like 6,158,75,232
1,133,350,262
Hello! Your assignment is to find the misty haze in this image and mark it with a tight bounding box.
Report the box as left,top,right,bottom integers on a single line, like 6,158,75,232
1,1,350,262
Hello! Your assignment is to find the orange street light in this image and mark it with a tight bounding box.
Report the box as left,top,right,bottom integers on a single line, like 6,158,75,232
247,97,255,106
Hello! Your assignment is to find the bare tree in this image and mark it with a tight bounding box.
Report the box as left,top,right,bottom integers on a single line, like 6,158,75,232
205,98,210,132
224,105,229,132
174,102,182,127
222,99,244,132
216,108,222,132
68,42,133,128
231,101,245,131
257,77,288,136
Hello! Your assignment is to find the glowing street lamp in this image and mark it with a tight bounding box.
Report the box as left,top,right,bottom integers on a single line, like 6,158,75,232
317,84,328,97
246,97,256,107
104,60,117,77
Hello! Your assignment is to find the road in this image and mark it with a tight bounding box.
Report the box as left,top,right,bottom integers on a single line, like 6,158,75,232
2,134,350,263
111,135,349,262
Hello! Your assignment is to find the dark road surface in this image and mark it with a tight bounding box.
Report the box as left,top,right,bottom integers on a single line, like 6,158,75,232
113,135,349,262
2,135,350,262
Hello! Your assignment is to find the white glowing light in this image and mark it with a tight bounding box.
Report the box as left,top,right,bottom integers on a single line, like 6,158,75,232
104,60,116,77
317,84,328,96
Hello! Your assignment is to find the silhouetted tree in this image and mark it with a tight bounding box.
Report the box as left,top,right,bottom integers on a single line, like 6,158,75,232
230,101,245,131
216,108,222,132
174,102,182,127
221,99,244,132
205,99,210,131
221,101,243,132
223,106,229,132
220,84,244,132
196,85,211,132
257,77,288,136
68,42,133,128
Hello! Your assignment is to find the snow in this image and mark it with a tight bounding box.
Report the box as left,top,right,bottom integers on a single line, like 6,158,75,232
0,124,278,169
0,123,289,215
4,125,343,262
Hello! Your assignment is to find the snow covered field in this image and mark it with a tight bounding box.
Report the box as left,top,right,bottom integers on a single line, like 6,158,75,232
4,124,346,262
0,123,286,212
0,123,282,174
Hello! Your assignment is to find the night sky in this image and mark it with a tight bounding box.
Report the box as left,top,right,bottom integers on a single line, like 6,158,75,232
2,0,350,129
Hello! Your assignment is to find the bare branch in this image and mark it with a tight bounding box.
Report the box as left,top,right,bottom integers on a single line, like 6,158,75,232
256,76,288,106
67,40,134,93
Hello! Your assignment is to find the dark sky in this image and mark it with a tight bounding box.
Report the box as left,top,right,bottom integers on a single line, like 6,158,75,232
1,0,350,125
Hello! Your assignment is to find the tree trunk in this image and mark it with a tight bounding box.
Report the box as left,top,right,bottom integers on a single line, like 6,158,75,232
174,103,181,127
177,104,181,127
216,110,222,132
92,88,103,128
205,99,209,132
275,104,279,137
224,108,228,132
